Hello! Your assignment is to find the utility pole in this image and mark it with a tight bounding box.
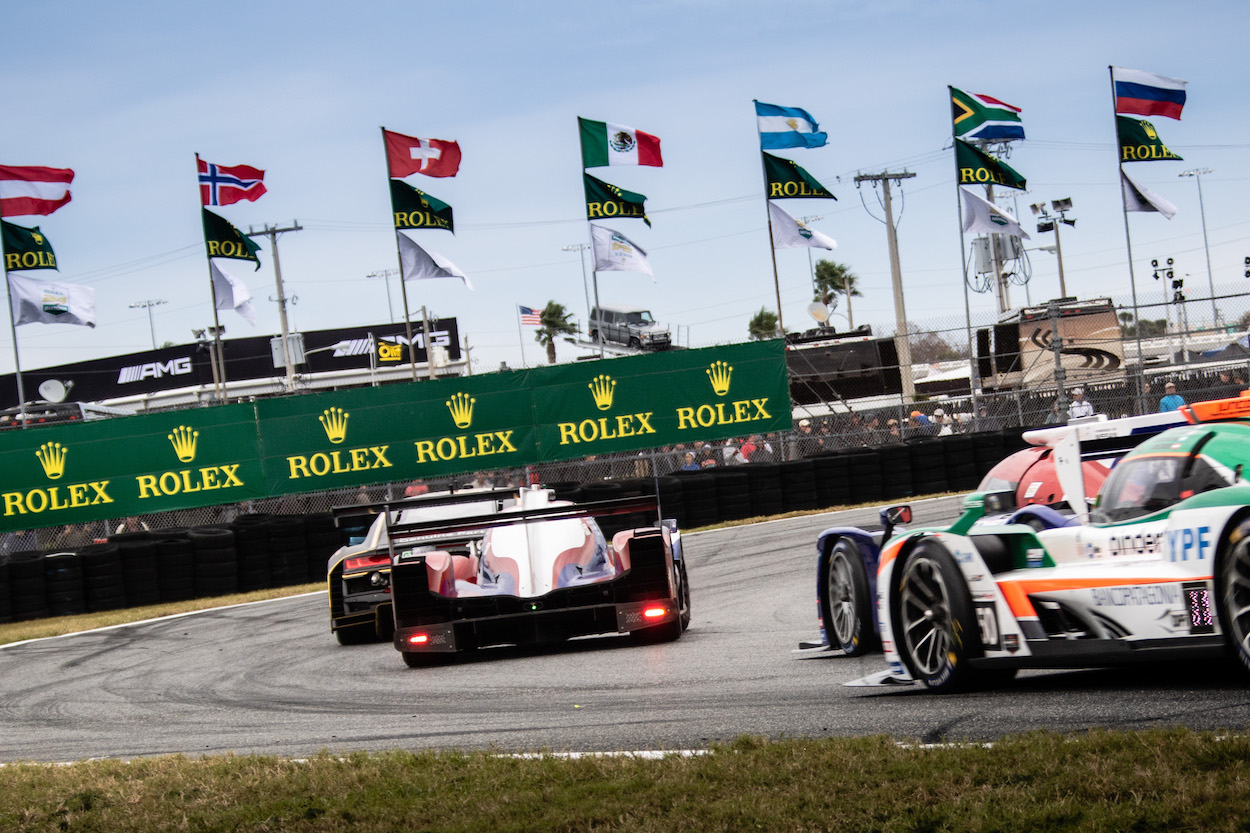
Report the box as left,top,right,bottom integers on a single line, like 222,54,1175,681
248,221,303,393
1179,168,1217,326
855,170,917,401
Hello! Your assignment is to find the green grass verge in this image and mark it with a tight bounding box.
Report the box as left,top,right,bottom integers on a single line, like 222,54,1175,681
2,730,1249,832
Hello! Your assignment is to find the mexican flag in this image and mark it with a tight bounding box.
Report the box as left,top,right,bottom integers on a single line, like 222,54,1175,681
579,118,663,168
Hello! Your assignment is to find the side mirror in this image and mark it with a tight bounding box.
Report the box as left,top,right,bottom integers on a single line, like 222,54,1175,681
879,504,912,542
983,490,1018,514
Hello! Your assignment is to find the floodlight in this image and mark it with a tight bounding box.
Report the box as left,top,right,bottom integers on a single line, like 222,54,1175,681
1030,203,1045,216
1052,197,1073,212
1037,220,1055,233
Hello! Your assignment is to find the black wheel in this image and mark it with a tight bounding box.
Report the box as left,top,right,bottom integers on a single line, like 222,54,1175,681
676,559,692,632
628,337,641,349
334,622,379,645
821,539,877,657
588,329,598,341
891,539,985,693
1219,523,1250,674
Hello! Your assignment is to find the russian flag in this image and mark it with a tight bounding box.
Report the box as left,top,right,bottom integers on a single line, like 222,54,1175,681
1112,67,1187,121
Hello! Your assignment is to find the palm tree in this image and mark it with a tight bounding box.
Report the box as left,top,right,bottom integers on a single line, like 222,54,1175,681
814,260,861,327
534,301,579,364
748,307,780,341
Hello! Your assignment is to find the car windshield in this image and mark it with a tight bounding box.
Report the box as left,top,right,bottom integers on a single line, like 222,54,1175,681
625,311,654,325
1093,453,1235,523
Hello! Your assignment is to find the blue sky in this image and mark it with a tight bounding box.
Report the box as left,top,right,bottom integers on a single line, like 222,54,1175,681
2,0,1247,377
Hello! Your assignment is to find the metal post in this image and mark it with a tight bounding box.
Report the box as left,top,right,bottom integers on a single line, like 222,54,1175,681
855,171,917,403
1180,168,1217,326
129,299,167,350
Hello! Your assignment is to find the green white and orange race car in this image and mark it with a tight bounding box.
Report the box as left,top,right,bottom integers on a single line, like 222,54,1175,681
857,393,1250,692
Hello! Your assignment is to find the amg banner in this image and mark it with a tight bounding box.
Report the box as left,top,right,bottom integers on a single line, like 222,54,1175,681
0,319,461,408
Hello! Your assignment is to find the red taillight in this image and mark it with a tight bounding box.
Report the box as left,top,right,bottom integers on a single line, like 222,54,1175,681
408,634,429,645
344,553,389,572
643,607,667,619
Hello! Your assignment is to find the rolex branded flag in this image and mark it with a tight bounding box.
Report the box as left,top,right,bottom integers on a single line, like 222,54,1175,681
768,202,836,250
579,118,663,167
1117,116,1182,163
202,208,261,270
955,139,1026,191
8,272,95,327
2,220,58,272
960,187,1029,238
762,152,835,199
584,173,650,227
390,179,454,232
589,224,654,278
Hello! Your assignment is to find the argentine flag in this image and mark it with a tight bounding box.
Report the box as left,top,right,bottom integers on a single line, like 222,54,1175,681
755,101,827,149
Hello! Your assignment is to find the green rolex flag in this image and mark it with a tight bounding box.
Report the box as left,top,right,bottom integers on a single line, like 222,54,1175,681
955,139,1027,191
390,179,454,232
2,220,58,272
762,152,836,199
583,173,650,227
202,208,261,270
1117,116,1183,163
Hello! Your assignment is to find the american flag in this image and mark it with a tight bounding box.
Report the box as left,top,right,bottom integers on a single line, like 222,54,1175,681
518,305,542,326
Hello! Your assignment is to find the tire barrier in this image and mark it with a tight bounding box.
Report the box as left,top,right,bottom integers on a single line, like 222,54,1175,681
9,551,49,621
654,476,686,530
0,559,11,623
877,445,913,500
304,513,342,582
189,527,238,598
230,515,272,592
79,543,128,613
812,453,851,507
44,552,86,617
267,515,309,587
156,536,196,602
112,532,161,608
942,435,982,492
672,470,718,528
744,463,784,519
778,459,818,512
709,469,752,522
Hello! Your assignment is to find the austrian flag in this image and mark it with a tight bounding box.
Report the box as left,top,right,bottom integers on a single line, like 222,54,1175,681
197,155,267,206
384,129,462,178
0,165,74,218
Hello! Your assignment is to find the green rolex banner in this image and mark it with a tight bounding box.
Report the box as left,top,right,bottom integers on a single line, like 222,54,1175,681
584,173,651,227
1117,116,1183,163
390,179,454,232
955,139,1027,191
2,220,58,272
762,152,836,199
202,208,261,270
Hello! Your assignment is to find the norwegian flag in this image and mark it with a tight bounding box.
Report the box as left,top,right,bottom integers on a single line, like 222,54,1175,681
197,155,267,206
518,305,542,326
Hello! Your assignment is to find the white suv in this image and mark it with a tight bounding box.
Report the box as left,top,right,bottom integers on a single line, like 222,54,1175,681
588,305,671,351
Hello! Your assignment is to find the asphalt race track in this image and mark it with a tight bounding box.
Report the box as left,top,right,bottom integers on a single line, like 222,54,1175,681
3,495,1250,762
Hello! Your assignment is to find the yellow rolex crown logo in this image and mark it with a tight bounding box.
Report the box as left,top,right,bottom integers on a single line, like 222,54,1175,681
36,441,67,480
446,392,475,429
1142,120,1158,140
589,374,616,411
167,425,199,463
706,361,733,396
319,407,350,444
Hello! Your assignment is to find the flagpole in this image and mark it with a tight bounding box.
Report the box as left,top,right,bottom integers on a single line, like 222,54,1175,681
759,152,786,334
383,127,419,382
516,306,527,367
1110,66,1145,401
206,262,227,401
949,87,981,418
0,234,28,427
587,223,604,358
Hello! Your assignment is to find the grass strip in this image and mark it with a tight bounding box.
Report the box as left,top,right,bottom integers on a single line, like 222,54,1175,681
1,730,1248,832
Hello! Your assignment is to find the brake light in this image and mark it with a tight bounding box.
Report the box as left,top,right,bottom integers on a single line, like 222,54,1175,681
408,634,429,645
344,553,390,572
643,607,667,619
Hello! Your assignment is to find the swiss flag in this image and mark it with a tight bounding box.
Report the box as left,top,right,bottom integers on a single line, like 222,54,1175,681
384,129,461,178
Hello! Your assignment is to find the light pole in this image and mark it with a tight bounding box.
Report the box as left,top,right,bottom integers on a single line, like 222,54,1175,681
563,242,601,356
1179,168,1217,326
129,299,167,350
1029,198,1076,299
366,269,399,323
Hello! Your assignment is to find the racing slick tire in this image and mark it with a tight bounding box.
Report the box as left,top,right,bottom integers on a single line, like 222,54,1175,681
891,539,987,693
676,559,692,632
632,560,689,644
1217,521,1250,674
821,538,877,657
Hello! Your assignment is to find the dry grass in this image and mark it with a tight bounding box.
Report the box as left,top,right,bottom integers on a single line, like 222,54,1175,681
1,731,1248,831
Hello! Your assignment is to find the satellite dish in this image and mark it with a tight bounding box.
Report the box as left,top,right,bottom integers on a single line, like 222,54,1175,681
38,379,67,403
806,302,830,324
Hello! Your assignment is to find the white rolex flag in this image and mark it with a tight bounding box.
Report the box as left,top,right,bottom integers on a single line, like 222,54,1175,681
1121,167,1178,219
960,187,1029,238
210,259,257,326
397,231,473,289
590,223,654,278
7,272,95,328
768,201,837,250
